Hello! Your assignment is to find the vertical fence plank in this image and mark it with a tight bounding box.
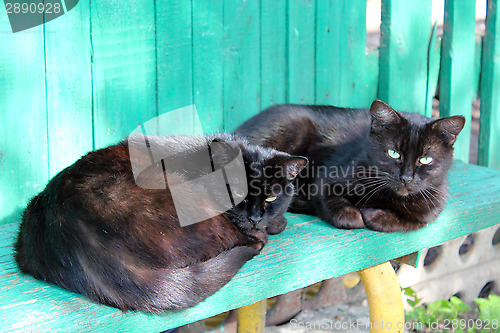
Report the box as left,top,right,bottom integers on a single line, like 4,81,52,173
379,0,432,114
261,0,287,109
316,0,370,107
223,0,260,132
288,0,315,104
193,0,223,133
479,0,500,169
472,36,483,99
157,0,195,135
425,23,441,118
365,49,380,105
439,0,476,163
45,2,92,177
91,0,157,148
0,19,47,223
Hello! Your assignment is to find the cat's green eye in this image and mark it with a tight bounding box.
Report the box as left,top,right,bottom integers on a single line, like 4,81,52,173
388,149,400,159
419,156,433,165
265,196,277,202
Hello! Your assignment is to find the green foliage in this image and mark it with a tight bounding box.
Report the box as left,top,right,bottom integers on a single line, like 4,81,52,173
403,287,499,332
451,296,473,313
404,294,471,324
402,286,423,309
475,294,500,331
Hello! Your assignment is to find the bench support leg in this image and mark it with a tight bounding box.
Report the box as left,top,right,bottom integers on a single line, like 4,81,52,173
358,262,405,333
237,299,266,333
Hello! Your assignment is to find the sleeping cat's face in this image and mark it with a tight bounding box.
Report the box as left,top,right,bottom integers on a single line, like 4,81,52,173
225,141,307,237
365,100,465,197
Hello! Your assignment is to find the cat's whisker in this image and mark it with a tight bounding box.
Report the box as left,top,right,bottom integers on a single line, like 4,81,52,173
428,191,440,211
353,186,380,206
372,171,392,177
426,189,439,209
424,189,444,212
345,179,388,196
425,185,468,216
355,181,388,208
422,193,432,211
355,178,390,186
351,175,390,182
354,173,392,180
358,184,387,208
424,186,448,206
425,184,445,193
424,188,441,200
419,189,434,211
350,177,392,188
427,185,447,198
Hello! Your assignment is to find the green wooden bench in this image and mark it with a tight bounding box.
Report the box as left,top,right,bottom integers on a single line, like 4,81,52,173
0,162,499,332
1,0,500,332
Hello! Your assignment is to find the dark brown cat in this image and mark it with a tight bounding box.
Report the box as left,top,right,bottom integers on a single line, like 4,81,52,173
15,133,307,313
235,100,465,232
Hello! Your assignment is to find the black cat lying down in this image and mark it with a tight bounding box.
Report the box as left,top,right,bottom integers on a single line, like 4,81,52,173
236,100,465,232
15,134,307,313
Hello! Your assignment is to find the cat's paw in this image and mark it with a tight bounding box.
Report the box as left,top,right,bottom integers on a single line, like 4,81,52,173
250,241,265,251
332,206,365,229
267,215,287,235
235,221,269,245
359,208,383,222
361,208,400,232
360,208,424,232
243,227,269,245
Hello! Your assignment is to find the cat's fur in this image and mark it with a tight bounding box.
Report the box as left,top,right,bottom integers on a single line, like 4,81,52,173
15,133,307,313
235,100,465,232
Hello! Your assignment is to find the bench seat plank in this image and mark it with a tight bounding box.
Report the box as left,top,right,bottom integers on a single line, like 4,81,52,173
0,161,499,332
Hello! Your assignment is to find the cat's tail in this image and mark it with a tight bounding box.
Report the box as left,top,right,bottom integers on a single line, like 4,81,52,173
83,245,261,313
149,245,260,312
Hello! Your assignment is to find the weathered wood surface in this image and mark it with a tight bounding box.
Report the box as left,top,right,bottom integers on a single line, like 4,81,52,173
479,0,500,169
91,0,157,149
222,0,261,132
0,161,499,332
287,0,316,104
2,0,496,224
45,0,93,177
0,0,498,329
192,0,224,133
439,0,476,163
0,13,48,225
379,0,432,114
315,0,370,107
260,0,287,110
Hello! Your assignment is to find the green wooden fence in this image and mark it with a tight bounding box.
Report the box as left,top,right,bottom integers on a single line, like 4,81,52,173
0,0,499,225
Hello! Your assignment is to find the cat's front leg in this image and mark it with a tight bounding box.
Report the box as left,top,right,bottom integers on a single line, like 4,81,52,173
267,215,287,235
242,228,269,246
318,194,365,229
235,220,269,245
360,208,426,232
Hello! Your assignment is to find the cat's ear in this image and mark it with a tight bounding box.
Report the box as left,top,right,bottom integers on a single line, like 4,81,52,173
209,139,241,168
429,116,466,146
278,156,308,181
370,100,402,129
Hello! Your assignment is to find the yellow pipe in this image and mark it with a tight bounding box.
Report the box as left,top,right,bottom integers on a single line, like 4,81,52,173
358,262,405,333
237,299,266,333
